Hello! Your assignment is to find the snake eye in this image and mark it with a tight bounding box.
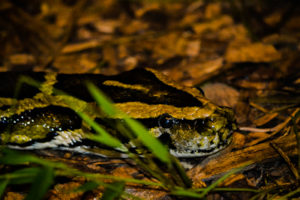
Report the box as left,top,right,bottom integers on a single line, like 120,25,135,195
158,114,176,129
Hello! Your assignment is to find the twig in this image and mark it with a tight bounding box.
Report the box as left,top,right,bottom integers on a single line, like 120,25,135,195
270,142,299,181
239,127,276,133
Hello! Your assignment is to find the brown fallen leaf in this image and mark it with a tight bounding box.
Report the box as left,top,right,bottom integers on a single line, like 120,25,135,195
225,42,282,63
188,133,297,185
202,82,240,108
193,15,233,35
253,112,279,126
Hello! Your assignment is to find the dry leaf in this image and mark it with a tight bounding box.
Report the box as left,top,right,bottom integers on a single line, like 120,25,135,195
226,42,282,63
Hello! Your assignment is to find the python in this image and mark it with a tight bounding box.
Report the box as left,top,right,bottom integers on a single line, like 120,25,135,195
0,68,236,157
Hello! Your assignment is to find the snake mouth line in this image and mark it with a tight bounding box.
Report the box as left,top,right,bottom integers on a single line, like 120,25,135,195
169,144,225,157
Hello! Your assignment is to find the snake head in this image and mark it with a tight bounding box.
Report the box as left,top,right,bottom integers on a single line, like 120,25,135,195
150,106,236,157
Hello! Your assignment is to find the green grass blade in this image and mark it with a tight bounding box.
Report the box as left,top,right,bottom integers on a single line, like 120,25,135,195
198,162,251,198
0,180,9,199
77,112,126,151
24,167,54,200
2,167,40,185
170,156,192,187
124,117,171,164
276,187,300,200
0,149,43,165
0,149,68,169
102,181,125,200
171,188,204,198
14,76,41,99
75,181,99,192
86,82,117,116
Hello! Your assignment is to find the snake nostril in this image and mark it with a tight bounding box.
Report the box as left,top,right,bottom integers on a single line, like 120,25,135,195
157,132,176,149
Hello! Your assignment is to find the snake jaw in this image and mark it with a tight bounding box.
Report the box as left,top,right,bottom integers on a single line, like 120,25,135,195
167,130,233,158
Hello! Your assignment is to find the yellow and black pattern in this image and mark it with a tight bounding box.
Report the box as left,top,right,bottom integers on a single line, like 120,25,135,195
0,68,237,157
